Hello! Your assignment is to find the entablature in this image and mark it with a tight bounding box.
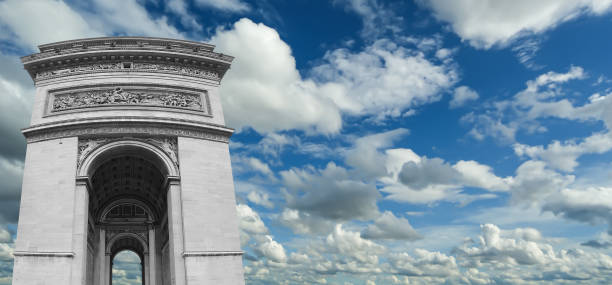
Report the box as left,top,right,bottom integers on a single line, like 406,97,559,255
21,37,233,83
21,119,233,144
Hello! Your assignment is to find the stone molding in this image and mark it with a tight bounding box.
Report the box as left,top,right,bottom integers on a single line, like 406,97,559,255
77,137,179,169
182,251,244,257
23,121,232,144
23,37,232,63
49,85,209,114
13,251,75,257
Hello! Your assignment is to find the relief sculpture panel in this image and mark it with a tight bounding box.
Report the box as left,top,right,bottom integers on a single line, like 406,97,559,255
51,86,207,113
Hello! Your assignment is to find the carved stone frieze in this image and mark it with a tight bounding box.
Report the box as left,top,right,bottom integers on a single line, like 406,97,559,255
35,62,220,81
51,87,204,112
132,62,220,80
36,63,122,79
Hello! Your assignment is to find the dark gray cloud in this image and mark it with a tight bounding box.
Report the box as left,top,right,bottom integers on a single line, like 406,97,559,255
581,240,612,249
0,52,32,161
398,157,458,190
543,187,612,234
0,199,20,225
0,54,30,225
361,211,422,241
282,162,380,221
0,52,34,225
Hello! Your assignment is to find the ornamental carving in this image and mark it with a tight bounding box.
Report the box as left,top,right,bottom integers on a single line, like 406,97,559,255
77,137,180,168
36,63,122,79
52,87,203,112
77,138,111,168
145,137,179,166
132,63,220,80
36,62,220,81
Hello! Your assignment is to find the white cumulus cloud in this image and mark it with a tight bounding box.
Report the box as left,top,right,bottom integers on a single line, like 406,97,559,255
211,18,342,134
449,86,479,108
422,0,612,49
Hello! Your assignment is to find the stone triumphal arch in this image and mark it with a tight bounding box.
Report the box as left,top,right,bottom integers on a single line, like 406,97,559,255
12,37,245,284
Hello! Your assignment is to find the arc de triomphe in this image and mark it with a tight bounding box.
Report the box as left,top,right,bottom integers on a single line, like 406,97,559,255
11,37,245,285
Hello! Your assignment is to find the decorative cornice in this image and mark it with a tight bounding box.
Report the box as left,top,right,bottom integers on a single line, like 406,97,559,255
22,120,233,144
13,251,75,257
23,37,232,62
21,37,233,82
182,251,244,257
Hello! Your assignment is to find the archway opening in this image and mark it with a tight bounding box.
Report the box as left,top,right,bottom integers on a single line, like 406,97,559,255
83,143,174,285
112,250,142,285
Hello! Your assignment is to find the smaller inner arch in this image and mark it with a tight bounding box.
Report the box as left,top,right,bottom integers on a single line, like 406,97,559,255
108,234,147,261
101,200,153,224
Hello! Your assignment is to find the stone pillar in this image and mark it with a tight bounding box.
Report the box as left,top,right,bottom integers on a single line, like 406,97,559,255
148,226,157,285
70,180,89,285
105,255,111,285
143,256,148,285
96,228,106,285
167,180,186,285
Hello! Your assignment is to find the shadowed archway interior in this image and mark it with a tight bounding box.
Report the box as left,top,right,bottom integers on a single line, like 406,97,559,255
90,155,166,220
84,146,173,285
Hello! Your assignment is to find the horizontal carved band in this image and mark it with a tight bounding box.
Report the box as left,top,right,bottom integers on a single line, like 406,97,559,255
51,86,207,113
13,251,75,257
36,62,220,81
183,251,244,257
23,122,232,144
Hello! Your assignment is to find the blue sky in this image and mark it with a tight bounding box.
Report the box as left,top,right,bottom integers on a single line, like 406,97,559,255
1,0,612,284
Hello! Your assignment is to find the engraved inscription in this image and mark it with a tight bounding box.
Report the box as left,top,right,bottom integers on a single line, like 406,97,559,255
52,87,203,112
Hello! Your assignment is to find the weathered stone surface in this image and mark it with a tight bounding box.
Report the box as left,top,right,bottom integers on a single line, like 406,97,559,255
13,37,245,285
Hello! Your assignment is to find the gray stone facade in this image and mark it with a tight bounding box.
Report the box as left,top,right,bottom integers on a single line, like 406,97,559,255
12,37,245,285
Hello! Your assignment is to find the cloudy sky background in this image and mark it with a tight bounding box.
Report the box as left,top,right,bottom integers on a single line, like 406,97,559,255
2,0,612,284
